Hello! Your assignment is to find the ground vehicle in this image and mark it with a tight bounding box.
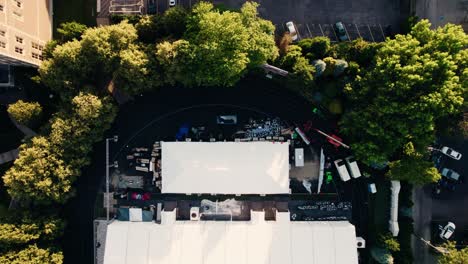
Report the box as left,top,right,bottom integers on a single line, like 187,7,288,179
345,156,361,178
334,159,351,181
335,22,348,41
440,222,456,240
441,146,462,160
217,115,237,125
286,21,298,41
169,0,176,7
441,168,460,181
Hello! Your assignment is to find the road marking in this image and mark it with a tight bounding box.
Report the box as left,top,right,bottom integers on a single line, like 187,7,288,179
367,25,375,42
355,24,362,39
344,24,351,41
379,24,385,40
318,24,325,37
331,24,339,41
306,23,312,37
296,24,302,40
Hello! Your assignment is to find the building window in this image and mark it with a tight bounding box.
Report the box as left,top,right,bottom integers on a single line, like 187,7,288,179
0,5,4,11
0,41,5,48
0,30,5,37
32,52,43,61
14,46,23,54
13,11,22,19
16,36,23,44
13,0,22,8
32,42,44,51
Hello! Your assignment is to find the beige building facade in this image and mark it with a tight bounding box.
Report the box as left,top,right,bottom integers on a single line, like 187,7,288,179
0,0,52,67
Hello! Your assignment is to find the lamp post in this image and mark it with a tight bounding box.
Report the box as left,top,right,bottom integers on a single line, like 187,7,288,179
106,135,118,223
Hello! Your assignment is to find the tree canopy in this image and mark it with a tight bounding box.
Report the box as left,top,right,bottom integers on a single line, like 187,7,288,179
438,241,468,264
3,93,117,203
340,20,467,165
0,244,63,264
157,2,278,86
56,22,88,43
7,100,42,127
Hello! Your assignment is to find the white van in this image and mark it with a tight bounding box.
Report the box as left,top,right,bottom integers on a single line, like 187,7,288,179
345,156,362,178
334,159,351,182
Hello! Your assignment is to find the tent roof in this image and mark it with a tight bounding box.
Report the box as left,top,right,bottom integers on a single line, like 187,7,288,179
161,142,290,194
104,212,359,264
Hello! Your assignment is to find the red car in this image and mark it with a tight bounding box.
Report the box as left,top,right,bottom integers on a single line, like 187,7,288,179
130,192,151,201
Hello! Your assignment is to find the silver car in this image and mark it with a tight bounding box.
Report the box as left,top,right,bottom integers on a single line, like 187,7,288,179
441,168,460,181
441,146,462,160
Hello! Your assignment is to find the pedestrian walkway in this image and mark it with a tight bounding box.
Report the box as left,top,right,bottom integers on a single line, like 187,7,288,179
0,148,19,164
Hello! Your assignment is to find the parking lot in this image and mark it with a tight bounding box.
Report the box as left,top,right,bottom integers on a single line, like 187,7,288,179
149,0,403,42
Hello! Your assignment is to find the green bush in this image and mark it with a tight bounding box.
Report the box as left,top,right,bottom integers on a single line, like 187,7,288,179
322,57,336,77
328,99,343,115
7,100,42,127
333,59,348,77
297,37,330,60
56,22,87,43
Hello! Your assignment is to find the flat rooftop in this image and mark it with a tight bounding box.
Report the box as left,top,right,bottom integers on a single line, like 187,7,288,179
161,142,290,194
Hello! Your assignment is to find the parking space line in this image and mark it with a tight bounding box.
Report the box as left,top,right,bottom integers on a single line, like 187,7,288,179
331,24,338,41
379,24,385,40
296,24,302,40
306,24,312,38
355,24,362,39
367,25,375,42
318,24,325,37
343,24,351,41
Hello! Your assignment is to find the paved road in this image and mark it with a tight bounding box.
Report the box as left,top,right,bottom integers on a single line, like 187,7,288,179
415,0,467,29
412,136,468,264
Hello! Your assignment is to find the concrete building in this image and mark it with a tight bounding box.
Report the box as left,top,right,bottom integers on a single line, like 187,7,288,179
0,0,53,67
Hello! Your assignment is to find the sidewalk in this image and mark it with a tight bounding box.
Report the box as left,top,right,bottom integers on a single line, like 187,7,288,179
412,185,437,264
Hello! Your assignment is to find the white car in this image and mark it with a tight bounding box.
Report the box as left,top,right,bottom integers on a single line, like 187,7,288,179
285,21,298,41
440,222,456,240
441,146,462,160
334,159,351,182
169,0,176,7
345,156,361,178
441,168,460,181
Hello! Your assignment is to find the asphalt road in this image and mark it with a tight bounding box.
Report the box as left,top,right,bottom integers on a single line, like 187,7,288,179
412,136,468,264
415,0,467,29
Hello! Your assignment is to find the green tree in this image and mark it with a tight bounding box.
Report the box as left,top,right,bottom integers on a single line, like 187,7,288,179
298,37,331,60
56,22,88,43
159,1,278,86
7,100,42,127
135,15,164,43
386,142,441,185
0,223,40,249
341,20,467,165
0,244,63,264
162,6,188,38
438,241,468,264
3,136,75,203
378,233,400,252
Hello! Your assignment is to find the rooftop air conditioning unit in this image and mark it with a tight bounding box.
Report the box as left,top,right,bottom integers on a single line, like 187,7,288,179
356,237,366,248
190,207,200,221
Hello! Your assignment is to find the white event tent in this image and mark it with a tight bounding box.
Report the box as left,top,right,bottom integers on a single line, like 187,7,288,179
104,211,359,264
161,142,290,194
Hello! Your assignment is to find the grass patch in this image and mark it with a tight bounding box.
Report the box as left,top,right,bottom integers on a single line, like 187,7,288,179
53,0,97,35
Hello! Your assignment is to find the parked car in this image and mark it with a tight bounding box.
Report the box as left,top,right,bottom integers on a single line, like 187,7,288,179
217,115,237,125
441,168,460,181
286,21,298,41
440,222,456,240
439,178,456,191
441,146,462,160
335,22,348,41
169,0,176,7
334,159,351,182
345,156,361,178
